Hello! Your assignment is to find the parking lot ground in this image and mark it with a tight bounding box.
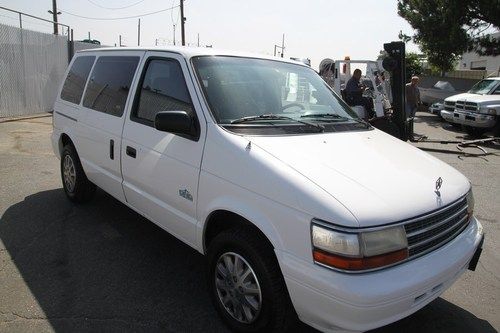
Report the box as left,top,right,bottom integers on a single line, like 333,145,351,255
0,113,498,333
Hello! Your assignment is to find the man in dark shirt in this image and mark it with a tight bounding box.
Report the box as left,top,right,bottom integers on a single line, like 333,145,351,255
344,69,374,118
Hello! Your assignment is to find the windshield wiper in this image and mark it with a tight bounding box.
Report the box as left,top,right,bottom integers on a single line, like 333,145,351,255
230,114,324,132
301,113,370,128
300,113,349,121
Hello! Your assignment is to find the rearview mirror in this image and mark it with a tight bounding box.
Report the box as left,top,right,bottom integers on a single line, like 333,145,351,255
154,111,195,137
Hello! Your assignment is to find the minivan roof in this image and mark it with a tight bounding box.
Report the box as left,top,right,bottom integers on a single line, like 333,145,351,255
77,46,309,67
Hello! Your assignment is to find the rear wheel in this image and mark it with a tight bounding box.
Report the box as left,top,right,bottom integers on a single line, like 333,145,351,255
61,144,96,203
207,227,296,332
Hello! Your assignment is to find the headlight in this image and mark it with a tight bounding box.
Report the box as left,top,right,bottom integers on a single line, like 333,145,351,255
312,222,408,272
466,189,474,218
486,108,497,115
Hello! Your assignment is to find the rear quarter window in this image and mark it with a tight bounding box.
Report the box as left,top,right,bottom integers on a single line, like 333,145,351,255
60,56,95,105
83,56,140,117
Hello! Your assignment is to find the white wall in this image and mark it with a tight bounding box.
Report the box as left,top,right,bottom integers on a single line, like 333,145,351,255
457,32,500,76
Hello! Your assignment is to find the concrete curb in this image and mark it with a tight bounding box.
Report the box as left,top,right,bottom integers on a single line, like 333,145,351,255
0,113,52,124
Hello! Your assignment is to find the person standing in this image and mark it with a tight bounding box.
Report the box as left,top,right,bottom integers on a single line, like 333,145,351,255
405,76,421,118
405,76,421,140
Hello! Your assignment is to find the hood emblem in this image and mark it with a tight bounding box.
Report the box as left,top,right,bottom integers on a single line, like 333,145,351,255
435,177,443,197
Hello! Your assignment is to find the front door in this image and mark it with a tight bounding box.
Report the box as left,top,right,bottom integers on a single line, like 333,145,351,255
121,51,206,248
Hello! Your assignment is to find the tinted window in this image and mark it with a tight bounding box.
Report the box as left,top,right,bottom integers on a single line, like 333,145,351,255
60,56,95,104
133,59,193,123
83,56,139,117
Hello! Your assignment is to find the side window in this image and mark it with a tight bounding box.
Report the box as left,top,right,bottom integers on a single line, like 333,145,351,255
83,56,139,117
132,58,194,124
60,56,95,104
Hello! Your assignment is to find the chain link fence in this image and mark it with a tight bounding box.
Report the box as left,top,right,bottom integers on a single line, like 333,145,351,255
0,23,69,117
0,23,108,118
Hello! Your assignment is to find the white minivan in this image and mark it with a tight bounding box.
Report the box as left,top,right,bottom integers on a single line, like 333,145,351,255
52,47,484,333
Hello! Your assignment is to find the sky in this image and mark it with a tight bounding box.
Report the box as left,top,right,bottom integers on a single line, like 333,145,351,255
0,0,420,69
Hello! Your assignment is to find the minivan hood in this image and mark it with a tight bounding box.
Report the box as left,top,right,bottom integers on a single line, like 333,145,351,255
249,129,469,227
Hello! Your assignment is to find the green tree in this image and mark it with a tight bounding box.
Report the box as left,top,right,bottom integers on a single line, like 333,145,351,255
405,52,424,81
397,0,499,74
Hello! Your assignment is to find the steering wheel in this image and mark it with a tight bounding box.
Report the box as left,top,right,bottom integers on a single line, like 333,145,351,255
282,102,305,112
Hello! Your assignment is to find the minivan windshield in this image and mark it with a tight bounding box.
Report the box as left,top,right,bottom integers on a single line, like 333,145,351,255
192,56,365,134
468,79,498,95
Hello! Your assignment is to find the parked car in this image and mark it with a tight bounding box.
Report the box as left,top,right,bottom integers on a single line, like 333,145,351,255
440,77,500,136
52,47,484,333
429,102,444,116
420,80,457,105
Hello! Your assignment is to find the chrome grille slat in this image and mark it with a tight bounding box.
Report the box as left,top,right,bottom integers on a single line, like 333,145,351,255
408,214,468,250
404,197,466,234
403,196,469,259
408,218,470,258
406,205,467,237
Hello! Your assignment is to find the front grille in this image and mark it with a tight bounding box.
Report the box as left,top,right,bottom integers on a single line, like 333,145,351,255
455,100,465,110
464,101,478,111
404,197,469,258
444,101,455,111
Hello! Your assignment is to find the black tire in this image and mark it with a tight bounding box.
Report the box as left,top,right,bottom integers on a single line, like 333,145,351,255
465,126,486,138
492,120,500,137
207,227,296,332
450,122,461,129
60,144,96,203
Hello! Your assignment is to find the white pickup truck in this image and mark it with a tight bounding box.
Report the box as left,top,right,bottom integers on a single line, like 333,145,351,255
440,77,500,136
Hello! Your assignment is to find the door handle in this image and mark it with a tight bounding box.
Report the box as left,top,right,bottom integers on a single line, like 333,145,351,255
126,146,136,158
109,139,114,160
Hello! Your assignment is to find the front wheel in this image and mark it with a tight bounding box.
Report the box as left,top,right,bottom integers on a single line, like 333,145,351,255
465,126,486,138
207,227,296,332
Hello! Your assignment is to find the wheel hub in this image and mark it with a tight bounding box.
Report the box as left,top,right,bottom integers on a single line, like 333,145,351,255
215,252,262,324
63,155,76,193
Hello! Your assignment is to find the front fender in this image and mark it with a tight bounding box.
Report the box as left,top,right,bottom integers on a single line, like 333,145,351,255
196,170,314,262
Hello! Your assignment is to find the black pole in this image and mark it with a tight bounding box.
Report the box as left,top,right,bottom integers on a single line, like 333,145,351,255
180,0,185,46
52,0,58,35
383,41,407,141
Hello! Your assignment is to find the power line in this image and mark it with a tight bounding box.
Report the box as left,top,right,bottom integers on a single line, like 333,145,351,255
86,0,146,10
60,5,180,20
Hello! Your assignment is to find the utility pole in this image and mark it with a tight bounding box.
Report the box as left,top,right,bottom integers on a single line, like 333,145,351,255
197,33,199,47
173,25,176,45
48,0,61,35
138,18,141,46
180,0,185,46
88,32,91,40
273,33,285,57
281,33,285,58
119,35,122,47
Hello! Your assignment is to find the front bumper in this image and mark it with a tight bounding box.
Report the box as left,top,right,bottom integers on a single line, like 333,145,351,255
451,110,496,128
440,110,456,123
278,217,483,333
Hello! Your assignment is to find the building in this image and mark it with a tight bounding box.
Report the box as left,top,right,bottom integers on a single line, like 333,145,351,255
456,32,500,76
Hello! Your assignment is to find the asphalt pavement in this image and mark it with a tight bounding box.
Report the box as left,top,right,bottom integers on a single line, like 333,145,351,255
0,112,498,333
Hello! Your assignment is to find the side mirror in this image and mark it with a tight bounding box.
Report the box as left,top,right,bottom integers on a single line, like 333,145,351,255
154,111,195,137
